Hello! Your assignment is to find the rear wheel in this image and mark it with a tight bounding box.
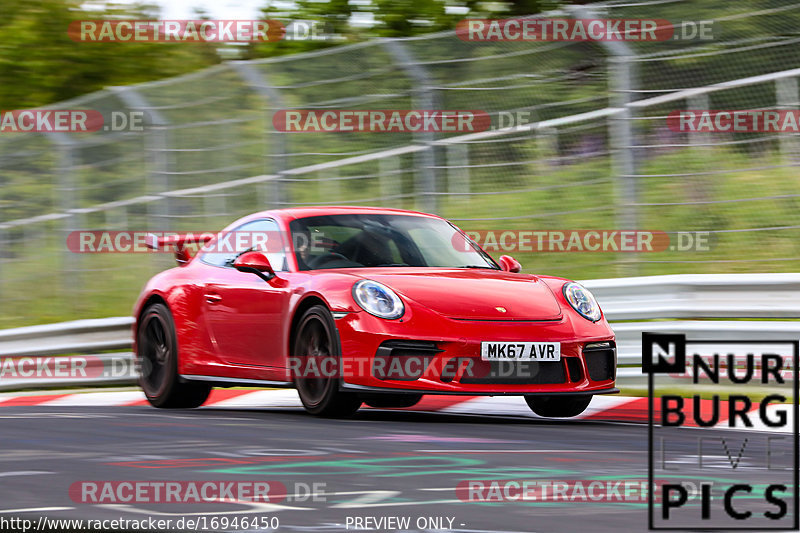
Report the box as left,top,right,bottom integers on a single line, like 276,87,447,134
361,394,423,409
137,303,211,408
293,305,362,417
524,394,592,418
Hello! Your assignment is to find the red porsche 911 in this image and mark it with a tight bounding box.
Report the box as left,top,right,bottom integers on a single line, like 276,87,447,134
132,206,617,417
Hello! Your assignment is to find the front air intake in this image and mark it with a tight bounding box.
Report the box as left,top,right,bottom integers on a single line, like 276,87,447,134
583,341,616,381
372,340,442,381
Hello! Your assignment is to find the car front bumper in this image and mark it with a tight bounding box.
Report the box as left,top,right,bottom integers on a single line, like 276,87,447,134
332,305,616,395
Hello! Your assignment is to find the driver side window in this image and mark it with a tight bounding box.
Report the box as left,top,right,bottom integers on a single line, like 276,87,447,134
201,219,288,271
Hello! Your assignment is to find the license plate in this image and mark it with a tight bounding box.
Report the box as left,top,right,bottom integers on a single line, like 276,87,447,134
480,342,561,361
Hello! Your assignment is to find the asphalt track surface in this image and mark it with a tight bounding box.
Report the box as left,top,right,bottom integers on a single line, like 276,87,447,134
0,399,793,533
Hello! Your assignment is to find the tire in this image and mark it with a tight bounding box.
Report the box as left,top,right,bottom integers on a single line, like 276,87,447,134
137,303,211,408
293,305,362,417
525,394,592,418
361,394,423,409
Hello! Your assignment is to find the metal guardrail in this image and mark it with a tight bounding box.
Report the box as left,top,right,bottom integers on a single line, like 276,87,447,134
0,274,796,391
0,317,134,391
0,353,135,391
0,317,133,358
585,273,800,320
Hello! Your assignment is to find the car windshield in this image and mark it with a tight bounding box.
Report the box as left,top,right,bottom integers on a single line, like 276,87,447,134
289,214,498,271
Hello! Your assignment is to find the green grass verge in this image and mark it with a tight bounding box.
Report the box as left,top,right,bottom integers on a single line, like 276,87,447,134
2,145,798,328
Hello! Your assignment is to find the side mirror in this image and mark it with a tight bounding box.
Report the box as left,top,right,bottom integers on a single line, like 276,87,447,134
233,251,275,281
498,255,521,273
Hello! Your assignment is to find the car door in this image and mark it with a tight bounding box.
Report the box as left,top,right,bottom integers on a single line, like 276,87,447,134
200,218,291,369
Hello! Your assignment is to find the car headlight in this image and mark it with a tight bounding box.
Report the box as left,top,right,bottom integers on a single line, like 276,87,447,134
352,280,405,319
563,282,602,322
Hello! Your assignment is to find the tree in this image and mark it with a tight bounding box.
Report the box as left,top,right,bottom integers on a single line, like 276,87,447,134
0,0,220,109
244,0,559,58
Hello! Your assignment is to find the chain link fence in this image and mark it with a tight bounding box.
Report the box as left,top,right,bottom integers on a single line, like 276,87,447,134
2,0,800,326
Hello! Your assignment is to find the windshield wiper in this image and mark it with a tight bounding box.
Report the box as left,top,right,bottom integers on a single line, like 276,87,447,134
457,265,497,269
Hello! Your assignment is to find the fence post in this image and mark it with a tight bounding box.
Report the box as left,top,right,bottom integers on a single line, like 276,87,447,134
229,61,287,208
571,5,640,276
49,133,81,299
111,87,171,233
0,141,4,304
687,94,709,147
536,126,558,175
319,167,341,204
103,205,128,231
0,225,5,305
446,143,470,211
382,39,439,213
777,76,799,163
609,58,639,275
379,157,401,206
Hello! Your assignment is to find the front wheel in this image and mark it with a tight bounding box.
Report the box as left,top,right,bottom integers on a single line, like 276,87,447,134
137,303,211,408
293,305,362,417
524,394,592,418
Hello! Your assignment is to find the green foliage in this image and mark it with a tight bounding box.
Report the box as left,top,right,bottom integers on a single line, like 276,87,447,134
3,144,800,329
0,0,566,105
245,0,558,57
0,0,220,109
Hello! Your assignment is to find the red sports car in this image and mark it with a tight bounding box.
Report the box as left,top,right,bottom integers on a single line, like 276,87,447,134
132,206,616,417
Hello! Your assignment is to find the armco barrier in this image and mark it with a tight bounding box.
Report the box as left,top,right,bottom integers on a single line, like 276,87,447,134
0,274,796,391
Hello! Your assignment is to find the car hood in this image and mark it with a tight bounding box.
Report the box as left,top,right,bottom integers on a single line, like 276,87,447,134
359,269,563,321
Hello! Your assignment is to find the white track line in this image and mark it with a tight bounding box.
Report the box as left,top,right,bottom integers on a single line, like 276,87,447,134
0,389,792,434
436,396,535,417
577,395,642,418
204,389,302,408
43,390,145,406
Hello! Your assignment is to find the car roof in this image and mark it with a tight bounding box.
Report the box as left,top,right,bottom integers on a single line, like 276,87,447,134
247,206,442,222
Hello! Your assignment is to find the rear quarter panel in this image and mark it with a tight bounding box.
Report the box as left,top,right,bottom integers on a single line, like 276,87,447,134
132,261,216,375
